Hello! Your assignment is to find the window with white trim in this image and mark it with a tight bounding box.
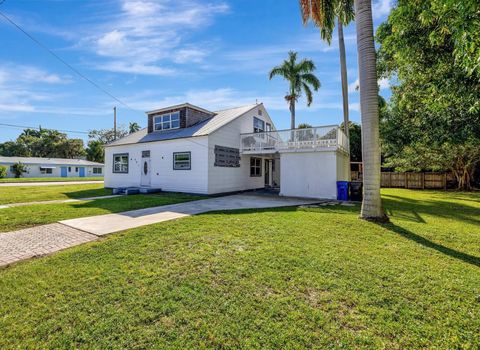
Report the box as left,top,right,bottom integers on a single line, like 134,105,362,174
154,112,180,131
40,167,53,174
93,167,102,174
173,152,191,170
113,153,129,173
250,157,262,177
253,117,265,133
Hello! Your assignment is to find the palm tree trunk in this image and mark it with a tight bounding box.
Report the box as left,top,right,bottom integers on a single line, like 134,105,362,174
289,99,296,129
355,0,387,221
338,19,350,140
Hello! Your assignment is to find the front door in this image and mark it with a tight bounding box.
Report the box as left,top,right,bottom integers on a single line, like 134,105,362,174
141,151,151,187
264,159,271,187
61,167,67,177
79,167,85,177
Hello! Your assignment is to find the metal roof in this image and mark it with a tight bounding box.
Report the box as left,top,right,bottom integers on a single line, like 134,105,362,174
0,156,104,166
106,103,259,147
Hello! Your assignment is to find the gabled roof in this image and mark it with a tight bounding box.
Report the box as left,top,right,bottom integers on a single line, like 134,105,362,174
0,156,104,166
106,103,259,147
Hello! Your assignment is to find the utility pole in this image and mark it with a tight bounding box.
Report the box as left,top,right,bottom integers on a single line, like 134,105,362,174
113,106,117,141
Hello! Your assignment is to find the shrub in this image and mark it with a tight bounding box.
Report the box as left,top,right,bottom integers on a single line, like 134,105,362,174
0,165,6,178
12,162,27,178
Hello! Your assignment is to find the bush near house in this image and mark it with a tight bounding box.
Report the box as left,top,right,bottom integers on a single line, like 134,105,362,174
11,162,27,178
0,166,6,179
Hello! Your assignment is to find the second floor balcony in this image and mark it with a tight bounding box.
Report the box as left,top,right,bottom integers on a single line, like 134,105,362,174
240,125,349,154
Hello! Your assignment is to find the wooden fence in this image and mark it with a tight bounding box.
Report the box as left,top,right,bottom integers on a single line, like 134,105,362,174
351,171,454,189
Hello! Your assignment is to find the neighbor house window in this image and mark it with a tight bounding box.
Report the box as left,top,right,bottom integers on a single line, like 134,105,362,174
253,117,265,133
93,167,102,174
9,166,14,172
68,167,71,172
113,153,129,173
75,167,78,172
154,112,180,131
250,157,262,177
173,152,191,170
40,167,53,174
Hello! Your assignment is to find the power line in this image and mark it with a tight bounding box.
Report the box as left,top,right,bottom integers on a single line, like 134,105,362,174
0,123,89,135
0,10,138,111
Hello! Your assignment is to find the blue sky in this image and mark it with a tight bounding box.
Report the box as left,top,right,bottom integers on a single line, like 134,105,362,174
0,0,392,143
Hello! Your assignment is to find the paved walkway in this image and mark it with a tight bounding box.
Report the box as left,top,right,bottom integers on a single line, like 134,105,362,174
1,194,318,267
0,224,96,266
0,195,121,209
0,180,104,187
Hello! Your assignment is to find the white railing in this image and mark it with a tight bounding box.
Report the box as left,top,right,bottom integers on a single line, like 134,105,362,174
240,125,349,153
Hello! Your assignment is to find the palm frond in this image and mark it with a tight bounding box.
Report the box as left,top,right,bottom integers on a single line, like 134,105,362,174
336,0,354,25
301,73,321,91
269,66,287,80
299,0,312,25
302,82,314,106
297,58,316,74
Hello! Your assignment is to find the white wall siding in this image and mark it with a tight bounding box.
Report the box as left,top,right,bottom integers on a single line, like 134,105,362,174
104,137,209,194
279,151,338,199
207,104,273,194
336,151,350,181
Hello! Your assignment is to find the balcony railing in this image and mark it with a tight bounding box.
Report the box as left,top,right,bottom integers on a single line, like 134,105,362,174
240,125,349,154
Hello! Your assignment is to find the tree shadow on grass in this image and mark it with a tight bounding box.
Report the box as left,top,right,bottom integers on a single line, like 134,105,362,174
380,222,480,268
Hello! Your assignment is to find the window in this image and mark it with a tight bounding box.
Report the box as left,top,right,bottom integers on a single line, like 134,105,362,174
113,153,129,173
68,167,71,172
40,167,53,174
250,157,262,177
266,123,272,132
173,152,191,170
253,117,265,133
93,167,102,174
142,150,150,158
9,166,14,172
214,145,240,167
154,112,180,131
75,167,78,172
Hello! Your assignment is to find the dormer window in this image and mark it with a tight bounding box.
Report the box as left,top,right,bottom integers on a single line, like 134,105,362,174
154,112,180,131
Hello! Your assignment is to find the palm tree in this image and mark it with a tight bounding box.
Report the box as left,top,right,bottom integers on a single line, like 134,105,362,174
355,0,387,220
299,0,354,139
129,122,140,134
299,0,386,220
269,51,321,129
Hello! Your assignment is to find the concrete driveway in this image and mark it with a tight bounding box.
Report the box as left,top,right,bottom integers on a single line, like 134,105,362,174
60,194,318,235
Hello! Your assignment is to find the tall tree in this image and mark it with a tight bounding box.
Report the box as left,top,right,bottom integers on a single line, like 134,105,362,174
299,0,354,139
88,126,128,144
377,0,480,190
86,140,104,163
355,0,386,220
269,51,321,129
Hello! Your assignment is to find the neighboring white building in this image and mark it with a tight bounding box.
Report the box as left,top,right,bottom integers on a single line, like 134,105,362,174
104,103,349,199
0,156,104,178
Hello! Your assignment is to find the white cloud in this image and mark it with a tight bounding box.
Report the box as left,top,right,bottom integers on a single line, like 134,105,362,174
348,78,359,92
372,0,393,19
84,0,229,75
378,77,390,90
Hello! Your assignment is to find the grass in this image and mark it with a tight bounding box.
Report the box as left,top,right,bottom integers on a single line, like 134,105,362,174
0,189,479,349
0,192,204,232
0,176,103,183
0,183,111,205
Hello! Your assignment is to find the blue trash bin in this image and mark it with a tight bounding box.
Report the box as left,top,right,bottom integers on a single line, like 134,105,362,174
336,181,349,201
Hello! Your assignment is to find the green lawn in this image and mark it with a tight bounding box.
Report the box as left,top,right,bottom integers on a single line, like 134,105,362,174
0,189,479,349
0,192,204,232
0,177,103,183
0,184,111,205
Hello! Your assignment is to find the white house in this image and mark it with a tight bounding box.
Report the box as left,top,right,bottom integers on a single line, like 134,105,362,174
0,156,104,178
104,103,349,199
